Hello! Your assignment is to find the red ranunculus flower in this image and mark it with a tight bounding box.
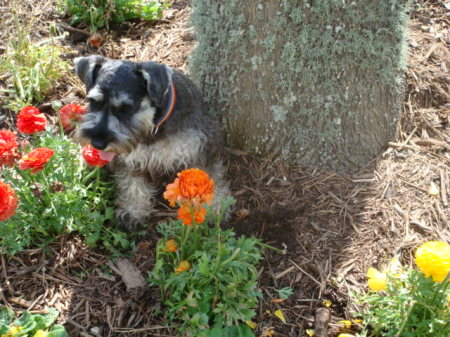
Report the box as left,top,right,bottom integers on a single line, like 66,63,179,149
19,147,54,174
16,106,47,134
81,145,112,167
59,104,87,130
0,130,19,167
0,181,18,221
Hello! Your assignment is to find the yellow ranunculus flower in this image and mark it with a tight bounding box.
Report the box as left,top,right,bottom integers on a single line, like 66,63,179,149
33,330,49,337
3,326,23,336
367,267,387,291
415,241,450,282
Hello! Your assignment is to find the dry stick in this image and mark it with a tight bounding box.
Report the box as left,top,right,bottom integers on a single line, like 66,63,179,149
0,287,12,309
399,179,429,194
440,169,448,207
57,22,90,36
399,125,419,150
1,255,15,295
289,259,322,287
31,272,80,286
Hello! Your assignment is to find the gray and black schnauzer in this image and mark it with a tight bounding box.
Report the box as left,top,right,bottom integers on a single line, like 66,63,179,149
73,55,229,231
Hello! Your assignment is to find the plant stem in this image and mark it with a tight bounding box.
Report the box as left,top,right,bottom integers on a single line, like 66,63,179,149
81,167,99,185
256,241,284,254
396,301,415,336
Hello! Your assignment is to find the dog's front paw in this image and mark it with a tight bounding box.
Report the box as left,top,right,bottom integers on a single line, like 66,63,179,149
116,211,147,232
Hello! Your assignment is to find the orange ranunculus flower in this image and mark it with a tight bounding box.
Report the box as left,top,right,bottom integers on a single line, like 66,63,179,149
177,204,207,226
18,147,54,174
16,106,47,134
0,130,19,167
175,260,191,273
59,104,87,130
0,181,18,221
415,241,450,282
81,145,114,167
164,168,214,207
163,239,178,252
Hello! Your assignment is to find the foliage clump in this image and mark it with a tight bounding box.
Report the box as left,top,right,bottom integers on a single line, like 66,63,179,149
0,307,68,337
150,169,262,337
0,106,128,255
0,7,69,111
353,241,450,337
60,0,169,32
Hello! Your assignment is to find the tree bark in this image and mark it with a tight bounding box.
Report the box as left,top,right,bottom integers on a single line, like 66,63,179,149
190,0,410,171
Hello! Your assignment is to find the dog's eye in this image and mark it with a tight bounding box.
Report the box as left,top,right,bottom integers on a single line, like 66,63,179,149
112,104,133,116
88,98,103,110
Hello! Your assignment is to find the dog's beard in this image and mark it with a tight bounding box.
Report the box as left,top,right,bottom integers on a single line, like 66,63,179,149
74,100,157,154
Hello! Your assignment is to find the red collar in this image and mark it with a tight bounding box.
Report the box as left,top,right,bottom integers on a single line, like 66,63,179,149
152,81,176,135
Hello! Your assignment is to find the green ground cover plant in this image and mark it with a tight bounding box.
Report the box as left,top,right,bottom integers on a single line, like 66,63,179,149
0,6,69,111
60,0,169,32
352,241,450,337
0,307,68,337
149,169,263,337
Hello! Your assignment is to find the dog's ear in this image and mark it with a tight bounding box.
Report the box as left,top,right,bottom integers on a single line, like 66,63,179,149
138,61,173,108
74,55,106,91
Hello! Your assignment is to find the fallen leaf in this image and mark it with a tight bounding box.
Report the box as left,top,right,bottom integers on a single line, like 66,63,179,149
338,334,356,337
245,320,256,329
337,320,352,329
271,298,284,303
259,327,276,337
306,329,315,336
428,182,439,196
322,299,332,307
274,309,286,323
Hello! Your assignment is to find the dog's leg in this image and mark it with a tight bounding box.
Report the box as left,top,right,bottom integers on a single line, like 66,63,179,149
114,170,157,231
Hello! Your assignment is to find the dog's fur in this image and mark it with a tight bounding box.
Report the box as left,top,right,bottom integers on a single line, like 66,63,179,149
74,55,229,231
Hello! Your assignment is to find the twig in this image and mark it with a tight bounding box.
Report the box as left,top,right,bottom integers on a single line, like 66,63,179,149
57,22,90,36
1,255,15,295
289,259,322,287
440,169,448,207
399,125,419,150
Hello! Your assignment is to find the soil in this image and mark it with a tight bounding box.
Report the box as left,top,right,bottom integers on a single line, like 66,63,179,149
0,1,449,337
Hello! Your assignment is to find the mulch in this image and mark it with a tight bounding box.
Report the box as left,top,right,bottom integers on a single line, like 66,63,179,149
0,1,448,336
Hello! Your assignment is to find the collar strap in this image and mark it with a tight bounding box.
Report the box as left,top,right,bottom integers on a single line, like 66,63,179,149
152,81,176,135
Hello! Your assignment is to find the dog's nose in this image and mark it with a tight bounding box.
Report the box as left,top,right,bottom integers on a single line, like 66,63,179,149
91,138,108,150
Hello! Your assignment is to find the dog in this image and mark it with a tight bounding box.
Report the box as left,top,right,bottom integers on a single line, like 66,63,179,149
73,55,229,231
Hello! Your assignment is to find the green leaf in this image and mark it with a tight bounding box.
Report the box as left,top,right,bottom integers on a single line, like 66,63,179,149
0,307,14,325
48,324,69,337
275,287,294,300
86,231,100,246
41,308,59,329
206,324,224,337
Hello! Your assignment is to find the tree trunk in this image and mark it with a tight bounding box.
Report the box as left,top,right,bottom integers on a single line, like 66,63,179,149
190,0,410,171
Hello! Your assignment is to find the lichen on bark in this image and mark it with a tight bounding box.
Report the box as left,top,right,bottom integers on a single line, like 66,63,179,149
190,0,411,171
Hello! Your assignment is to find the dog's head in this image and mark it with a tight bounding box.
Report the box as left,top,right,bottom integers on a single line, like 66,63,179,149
73,55,174,153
